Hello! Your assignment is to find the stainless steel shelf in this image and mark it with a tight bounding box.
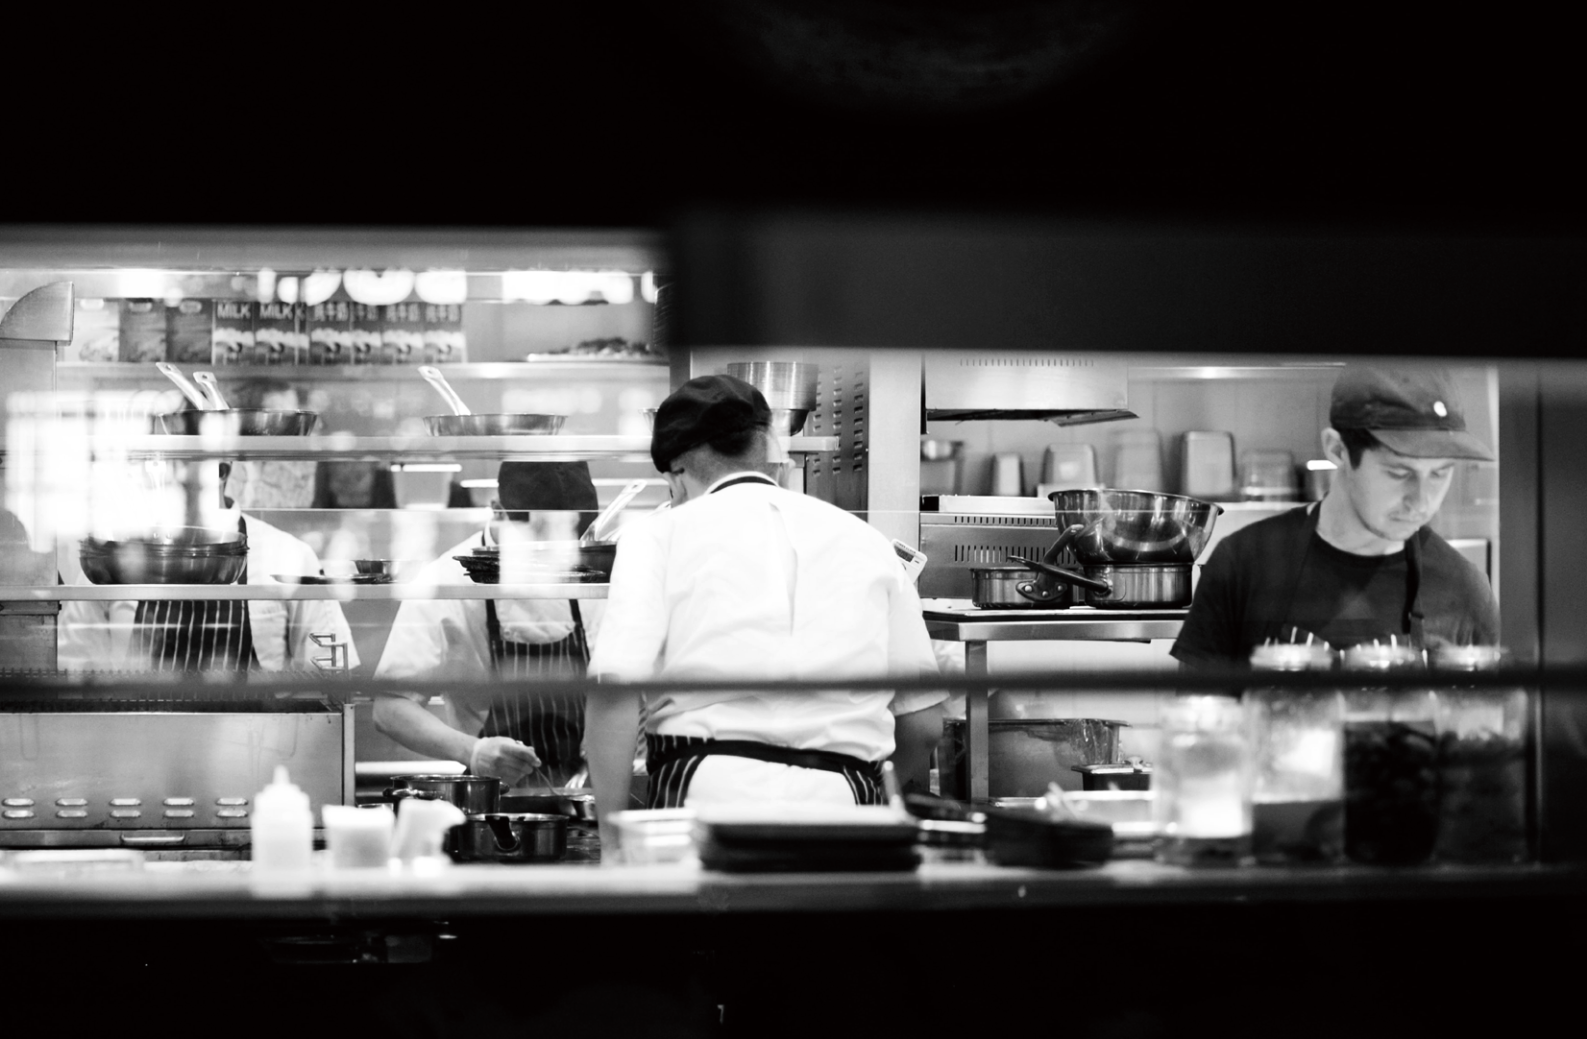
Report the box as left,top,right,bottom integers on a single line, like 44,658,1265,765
0,582,610,602
925,613,1186,643
66,434,839,461
56,360,668,381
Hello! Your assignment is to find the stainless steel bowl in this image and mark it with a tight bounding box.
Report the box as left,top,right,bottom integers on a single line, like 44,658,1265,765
152,409,319,436
724,361,819,410
1048,488,1223,564
424,414,566,436
79,537,248,585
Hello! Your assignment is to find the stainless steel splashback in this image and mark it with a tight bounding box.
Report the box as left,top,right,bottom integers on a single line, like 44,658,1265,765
918,496,1061,600
0,708,351,848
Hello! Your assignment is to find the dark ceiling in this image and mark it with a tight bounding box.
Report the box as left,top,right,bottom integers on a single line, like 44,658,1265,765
8,1,1583,231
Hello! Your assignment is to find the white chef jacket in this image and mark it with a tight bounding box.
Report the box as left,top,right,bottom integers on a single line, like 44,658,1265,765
373,532,606,736
589,472,943,764
57,512,360,673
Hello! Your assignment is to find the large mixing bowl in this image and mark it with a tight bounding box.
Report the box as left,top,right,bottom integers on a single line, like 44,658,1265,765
724,361,819,410
80,536,248,585
643,406,810,435
152,409,319,435
424,414,566,436
1048,488,1223,564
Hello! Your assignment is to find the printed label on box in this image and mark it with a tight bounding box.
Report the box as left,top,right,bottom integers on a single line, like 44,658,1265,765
350,303,383,364
307,300,352,364
166,299,214,365
67,298,121,362
118,298,167,363
212,300,255,365
422,303,467,363
254,301,304,365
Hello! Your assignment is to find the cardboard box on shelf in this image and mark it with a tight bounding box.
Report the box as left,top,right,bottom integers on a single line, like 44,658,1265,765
381,301,423,364
350,303,382,364
65,298,120,362
307,300,352,364
254,301,304,365
117,298,167,363
212,300,255,365
166,298,214,365
422,302,466,363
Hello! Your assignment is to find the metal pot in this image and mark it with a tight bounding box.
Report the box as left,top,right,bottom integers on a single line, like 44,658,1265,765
969,564,1070,609
501,792,598,821
151,409,320,436
424,414,566,436
643,406,810,435
384,774,503,815
452,813,568,863
1048,488,1223,563
724,361,819,410
1012,555,1191,609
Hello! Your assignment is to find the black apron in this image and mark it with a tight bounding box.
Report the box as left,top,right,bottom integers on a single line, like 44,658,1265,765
131,518,258,671
479,596,590,786
642,471,887,809
1268,503,1427,650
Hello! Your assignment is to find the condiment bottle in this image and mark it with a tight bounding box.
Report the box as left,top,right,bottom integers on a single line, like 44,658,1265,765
251,765,314,872
1430,645,1529,864
1341,643,1438,866
1246,643,1343,864
1154,696,1253,867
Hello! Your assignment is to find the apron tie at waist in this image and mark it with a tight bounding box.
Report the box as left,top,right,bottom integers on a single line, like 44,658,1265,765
645,734,885,809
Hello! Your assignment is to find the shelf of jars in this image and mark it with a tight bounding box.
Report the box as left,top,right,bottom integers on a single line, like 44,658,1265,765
52,434,840,462
0,582,609,602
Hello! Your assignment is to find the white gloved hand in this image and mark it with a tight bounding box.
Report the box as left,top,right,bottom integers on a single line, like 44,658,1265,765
468,736,542,785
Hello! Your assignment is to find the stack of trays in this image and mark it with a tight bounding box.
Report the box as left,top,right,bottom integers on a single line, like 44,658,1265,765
694,806,921,873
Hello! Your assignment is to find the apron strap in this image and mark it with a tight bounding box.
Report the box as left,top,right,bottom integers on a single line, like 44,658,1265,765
1273,503,1428,649
644,734,885,809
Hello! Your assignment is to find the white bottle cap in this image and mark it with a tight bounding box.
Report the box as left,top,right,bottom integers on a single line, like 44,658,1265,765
255,765,310,816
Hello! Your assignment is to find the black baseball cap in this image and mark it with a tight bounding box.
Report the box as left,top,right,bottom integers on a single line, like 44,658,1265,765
651,374,771,472
1329,365,1494,462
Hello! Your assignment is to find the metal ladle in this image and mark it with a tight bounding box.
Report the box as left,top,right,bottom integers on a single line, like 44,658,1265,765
418,365,471,416
155,362,212,412
582,479,649,545
192,371,229,410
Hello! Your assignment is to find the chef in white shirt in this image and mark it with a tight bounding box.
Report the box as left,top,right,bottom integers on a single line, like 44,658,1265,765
372,462,605,787
58,462,359,673
586,374,944,842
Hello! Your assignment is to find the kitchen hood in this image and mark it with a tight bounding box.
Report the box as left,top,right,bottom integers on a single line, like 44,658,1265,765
922,352,1135,425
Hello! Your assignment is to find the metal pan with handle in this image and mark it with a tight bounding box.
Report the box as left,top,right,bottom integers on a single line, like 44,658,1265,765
150,365,319,435
419,365,566,436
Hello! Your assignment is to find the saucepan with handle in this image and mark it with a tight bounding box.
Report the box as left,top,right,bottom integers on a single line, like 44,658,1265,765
419,365,566,436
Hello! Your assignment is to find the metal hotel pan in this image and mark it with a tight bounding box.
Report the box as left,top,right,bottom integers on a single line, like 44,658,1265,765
424,414,566,436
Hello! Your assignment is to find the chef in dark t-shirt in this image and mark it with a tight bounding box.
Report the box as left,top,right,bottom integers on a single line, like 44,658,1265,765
1172,365,1500,668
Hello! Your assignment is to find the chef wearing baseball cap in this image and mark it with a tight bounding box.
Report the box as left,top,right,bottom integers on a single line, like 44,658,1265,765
584,374,943,845
1172,364,1499,666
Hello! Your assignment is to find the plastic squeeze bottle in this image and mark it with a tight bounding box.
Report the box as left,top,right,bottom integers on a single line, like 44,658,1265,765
251,765,314,872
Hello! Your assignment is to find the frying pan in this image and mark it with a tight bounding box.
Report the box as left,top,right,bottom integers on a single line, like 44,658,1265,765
150,365,319,435
419,365,565,436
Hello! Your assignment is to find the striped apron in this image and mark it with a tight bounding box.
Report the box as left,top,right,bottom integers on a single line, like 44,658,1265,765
480,598,589,787
642,472,885,809
131,519,257,671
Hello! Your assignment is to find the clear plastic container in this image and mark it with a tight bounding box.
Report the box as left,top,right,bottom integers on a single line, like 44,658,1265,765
1431,645,1529,864
1341,644,1438,866
1247,643,1343,864
1154,696,1252,867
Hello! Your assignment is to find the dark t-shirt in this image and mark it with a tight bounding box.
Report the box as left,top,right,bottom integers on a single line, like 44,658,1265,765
1170,505,1500,668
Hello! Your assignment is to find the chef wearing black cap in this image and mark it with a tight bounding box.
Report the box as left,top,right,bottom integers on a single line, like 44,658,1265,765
372,461,602,787
1172,365,1500,667
585,374,943,841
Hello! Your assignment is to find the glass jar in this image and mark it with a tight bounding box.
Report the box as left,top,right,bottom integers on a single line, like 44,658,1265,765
1341,643,1438,866
1246,643,1343,864
1431,645,1529,864
1154,696,1252,867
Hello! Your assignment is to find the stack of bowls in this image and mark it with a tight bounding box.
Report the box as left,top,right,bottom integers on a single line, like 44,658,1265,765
724,361,819,435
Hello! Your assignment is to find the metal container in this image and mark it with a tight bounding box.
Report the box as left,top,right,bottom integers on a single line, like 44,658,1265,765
724,361,819,410
424,414,566,436
452,813,568,864
645,405,810,435
969,564,1071,609
79,536,247,585
1074,563,1192,609
501,791,598,821
920,438,964,461
151,409,319,436
1048,488,1223,564
384,774,502,815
